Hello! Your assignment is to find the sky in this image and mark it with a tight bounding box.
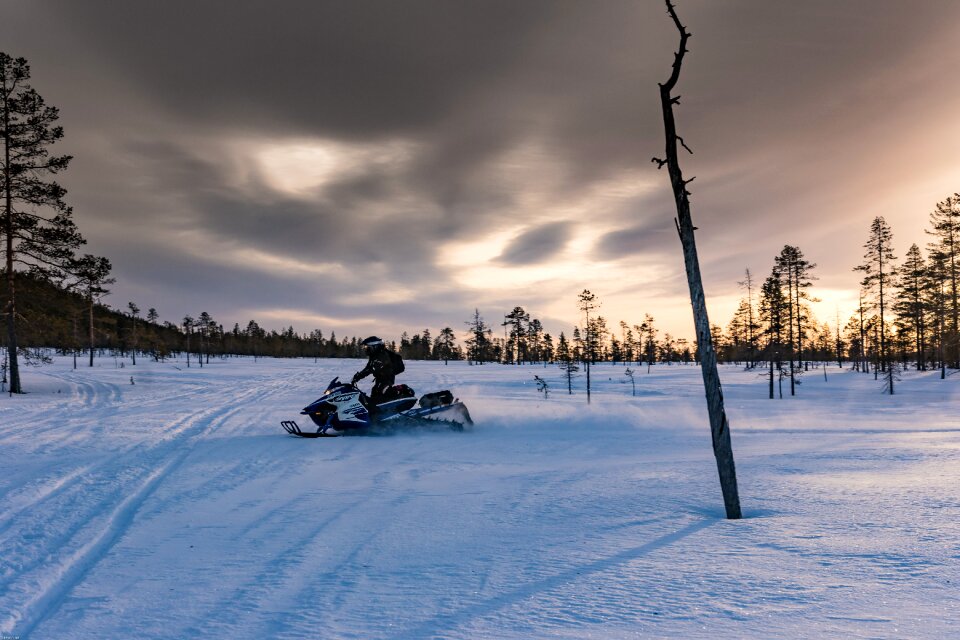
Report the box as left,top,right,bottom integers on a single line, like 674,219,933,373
2,0,959,343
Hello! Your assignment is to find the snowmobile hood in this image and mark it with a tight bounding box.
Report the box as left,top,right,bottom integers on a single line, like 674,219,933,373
302,377,358,414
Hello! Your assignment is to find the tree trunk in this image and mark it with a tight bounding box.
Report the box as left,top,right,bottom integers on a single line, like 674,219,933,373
786,267,796,396
768,357,774,399
794,262,807,372
88,294,94,367
3,84,21,394
73,315,78,370
950,224,959,369
656,0,741,519
585,357,591,405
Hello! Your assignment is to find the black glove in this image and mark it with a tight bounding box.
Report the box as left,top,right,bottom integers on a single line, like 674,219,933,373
351,373,361,385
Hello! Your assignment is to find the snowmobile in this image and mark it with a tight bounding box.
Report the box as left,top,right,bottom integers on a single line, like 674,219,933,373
281,377,473,437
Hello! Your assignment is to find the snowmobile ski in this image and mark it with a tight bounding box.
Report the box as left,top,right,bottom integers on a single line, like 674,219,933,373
281,420,342,437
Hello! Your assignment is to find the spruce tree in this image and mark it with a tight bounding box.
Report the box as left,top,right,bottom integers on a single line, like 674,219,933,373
437,327,456,364
894,244,928,370
925,250,950,377
775,246,817,394
759,272,787,399
555,331,578,395
465,309,490,364
502,306,529,364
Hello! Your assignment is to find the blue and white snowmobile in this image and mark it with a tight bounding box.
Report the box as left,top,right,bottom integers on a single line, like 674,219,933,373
281,377,473,437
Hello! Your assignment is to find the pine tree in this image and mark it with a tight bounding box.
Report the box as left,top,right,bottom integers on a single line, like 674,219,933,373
2,53,85,392
127,302,140,365
437,327,456,364
248,320,264,361
527,318,544,363
577,290,599,403
586,315,608,364
465,309,492,364
419,328,432,360
926,194,960,367
623,326,636,364
894,244,928,370
775,246,817,394
855,216,897,393
728,297,759,365
556,331,570,361
541,332,554,364
737,268,760,367
813,322,832,378
198,311,213,366
555,331,578,395
639,314,657,373
925,249,950,377
502,306,529,364
833,309,844,368
659,333,676,365
759,271,787,399
843,315,863,371
310,328,324,363
71,254,113,368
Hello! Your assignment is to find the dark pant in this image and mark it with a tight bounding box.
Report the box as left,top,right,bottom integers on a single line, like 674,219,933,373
371,374,396,403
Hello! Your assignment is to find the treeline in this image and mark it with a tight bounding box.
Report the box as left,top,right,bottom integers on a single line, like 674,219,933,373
0,270,698,375
720,193,960,395
0,269,481,368
0,272,454,365
463,305,675,366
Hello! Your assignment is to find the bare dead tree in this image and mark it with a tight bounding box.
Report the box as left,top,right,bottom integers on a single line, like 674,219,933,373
653,0,742,519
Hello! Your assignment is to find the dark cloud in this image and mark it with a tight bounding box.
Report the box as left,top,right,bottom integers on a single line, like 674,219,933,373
497,223,573,265
597,219,675,258
1,0,958,339
35,1,558,136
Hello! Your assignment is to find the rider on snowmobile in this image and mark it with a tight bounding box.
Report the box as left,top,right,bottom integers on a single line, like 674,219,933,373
352,336,404,403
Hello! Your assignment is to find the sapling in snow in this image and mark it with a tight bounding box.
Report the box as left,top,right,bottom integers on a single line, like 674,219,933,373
625,367,636,396
534,375,549,399
557,360,578,395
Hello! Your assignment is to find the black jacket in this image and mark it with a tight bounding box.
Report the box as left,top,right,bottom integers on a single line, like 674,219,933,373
355,348,396,382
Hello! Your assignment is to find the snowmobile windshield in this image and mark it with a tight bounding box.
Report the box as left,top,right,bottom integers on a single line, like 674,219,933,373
321,377,342,395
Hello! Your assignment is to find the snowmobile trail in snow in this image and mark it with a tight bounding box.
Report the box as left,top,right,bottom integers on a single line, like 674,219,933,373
2,372,285,636
2,358,960,639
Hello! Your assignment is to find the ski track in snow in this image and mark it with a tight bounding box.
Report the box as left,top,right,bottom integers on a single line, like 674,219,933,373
1,358,959,639
1,366,284,635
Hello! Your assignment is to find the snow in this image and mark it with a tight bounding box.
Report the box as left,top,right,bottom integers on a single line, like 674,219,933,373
1,356,958,639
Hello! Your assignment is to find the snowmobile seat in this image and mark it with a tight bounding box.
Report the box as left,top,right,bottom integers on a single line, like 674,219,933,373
381,384,415,402
419,390,454,409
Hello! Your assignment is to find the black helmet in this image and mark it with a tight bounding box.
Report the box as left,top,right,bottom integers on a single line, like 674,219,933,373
361,336,384,353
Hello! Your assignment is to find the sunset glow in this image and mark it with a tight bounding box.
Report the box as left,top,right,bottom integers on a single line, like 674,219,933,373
2,1,957,341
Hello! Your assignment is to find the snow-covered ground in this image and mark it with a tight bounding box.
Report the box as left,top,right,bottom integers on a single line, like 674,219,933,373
1,356,958,639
